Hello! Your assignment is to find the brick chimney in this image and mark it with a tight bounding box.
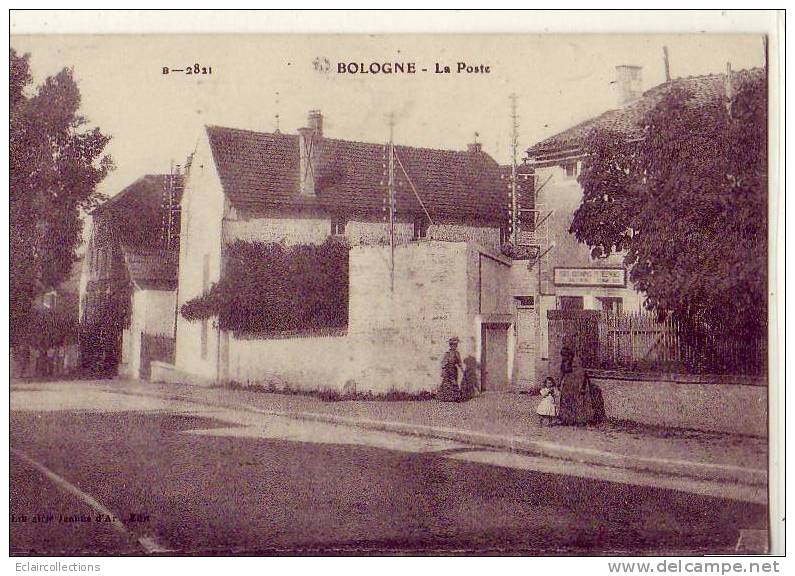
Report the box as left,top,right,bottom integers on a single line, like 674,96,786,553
298,110,322,195
615,65,643,107
308,109,323,137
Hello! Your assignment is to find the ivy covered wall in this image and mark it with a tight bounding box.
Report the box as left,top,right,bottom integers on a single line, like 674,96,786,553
181,237,349,335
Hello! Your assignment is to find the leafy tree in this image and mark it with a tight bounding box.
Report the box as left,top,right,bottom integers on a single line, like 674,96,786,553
10,49,113,349
571,72,767,341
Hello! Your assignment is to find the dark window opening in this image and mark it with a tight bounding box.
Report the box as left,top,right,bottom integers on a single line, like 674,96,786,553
598,296,623,314
563,162,577,178
516,296,535,308
331,217,346,236
558,296,584,310
500,225,510,245
413,217,429,240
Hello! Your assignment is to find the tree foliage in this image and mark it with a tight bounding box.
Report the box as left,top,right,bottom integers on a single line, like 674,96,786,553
572,73,767,339
10,49,113,348
181,238,349,334
79,281,132,373
27,307,78,351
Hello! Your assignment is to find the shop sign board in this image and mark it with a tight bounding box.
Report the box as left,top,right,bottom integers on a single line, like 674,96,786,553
553,267,626,288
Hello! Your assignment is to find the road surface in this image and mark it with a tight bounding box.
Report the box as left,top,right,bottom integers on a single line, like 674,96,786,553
10,380,767,555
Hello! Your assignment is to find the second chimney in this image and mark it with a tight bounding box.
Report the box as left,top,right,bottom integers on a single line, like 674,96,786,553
298,110,323,196
615,65,643,107
308,109,323,137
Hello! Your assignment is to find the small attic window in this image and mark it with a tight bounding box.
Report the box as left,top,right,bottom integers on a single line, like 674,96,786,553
563,162,578,178
331,217,347,236
413,216,429,240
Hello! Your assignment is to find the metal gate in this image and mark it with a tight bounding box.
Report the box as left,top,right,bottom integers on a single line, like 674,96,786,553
139,333,175,380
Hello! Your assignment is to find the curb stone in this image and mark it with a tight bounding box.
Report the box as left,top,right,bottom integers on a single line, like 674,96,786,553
265,409,768,487
100,384,768,488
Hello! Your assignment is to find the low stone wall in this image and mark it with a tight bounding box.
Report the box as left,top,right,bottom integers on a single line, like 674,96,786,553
226,334,443,394
593,375,767,437
150,361,215,387
227,335,348,391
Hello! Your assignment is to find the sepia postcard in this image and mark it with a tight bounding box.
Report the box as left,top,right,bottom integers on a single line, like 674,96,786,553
7,9,784,563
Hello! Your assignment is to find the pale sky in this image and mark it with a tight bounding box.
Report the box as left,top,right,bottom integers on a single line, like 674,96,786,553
11,34,765,199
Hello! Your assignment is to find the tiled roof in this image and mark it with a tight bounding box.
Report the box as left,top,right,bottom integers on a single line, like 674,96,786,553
121,246,178,291
527,68,765,157
206,125,509,222
94,174,182,216
93,174,183,249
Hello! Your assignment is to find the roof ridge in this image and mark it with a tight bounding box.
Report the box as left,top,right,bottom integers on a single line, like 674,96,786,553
528,66,765,155
207,123,496,161
205,124,295,138
92,174,172,214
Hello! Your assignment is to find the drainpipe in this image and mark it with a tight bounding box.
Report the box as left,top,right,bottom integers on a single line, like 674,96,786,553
216,216,228,385
215,321,222,385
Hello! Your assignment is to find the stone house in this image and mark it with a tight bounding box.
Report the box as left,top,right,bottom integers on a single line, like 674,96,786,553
166,111,540,392
80,173,182,376
525,65,764,373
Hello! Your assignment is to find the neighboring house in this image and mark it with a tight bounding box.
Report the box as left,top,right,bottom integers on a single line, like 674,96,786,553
168,110,540,391
524,65,764,369
80,173,182,376
118,246,179,379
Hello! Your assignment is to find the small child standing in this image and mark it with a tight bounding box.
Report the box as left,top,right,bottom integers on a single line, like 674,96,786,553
536,376,559,426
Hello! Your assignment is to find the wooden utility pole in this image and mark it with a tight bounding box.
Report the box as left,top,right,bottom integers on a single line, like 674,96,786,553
663,46,671,82
274,91,281,132
763,35,768,72
510,93,519,245
387,112,396,292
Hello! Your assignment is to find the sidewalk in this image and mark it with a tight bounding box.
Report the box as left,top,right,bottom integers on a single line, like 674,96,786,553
95,379,767,487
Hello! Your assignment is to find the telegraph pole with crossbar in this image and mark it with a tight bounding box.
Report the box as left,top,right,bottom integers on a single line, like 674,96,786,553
387,113,396,292
510,93,520,245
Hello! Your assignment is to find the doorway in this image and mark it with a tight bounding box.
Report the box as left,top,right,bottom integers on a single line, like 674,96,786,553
481,323,510,391
513,302,537,387
559,295,584,310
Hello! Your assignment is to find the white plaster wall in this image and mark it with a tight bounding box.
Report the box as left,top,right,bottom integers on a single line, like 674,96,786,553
224,216,331,245
174,133,225,381
227,335,350,390
465,245,516,389
535,163,643,311
119,289,176,380
348,241,471,391
509,260,539,297
224,214,500,252
509,261,540,389
141,290,177,336
477,252,513,316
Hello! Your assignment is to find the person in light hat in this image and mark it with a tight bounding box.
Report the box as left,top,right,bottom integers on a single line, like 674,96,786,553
438,336,462,402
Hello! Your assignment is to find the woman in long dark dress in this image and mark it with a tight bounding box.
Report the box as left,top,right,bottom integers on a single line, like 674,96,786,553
438,337,462,402
558,344,595,425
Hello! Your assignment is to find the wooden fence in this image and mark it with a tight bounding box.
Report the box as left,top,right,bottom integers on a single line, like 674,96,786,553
548,310,766,376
